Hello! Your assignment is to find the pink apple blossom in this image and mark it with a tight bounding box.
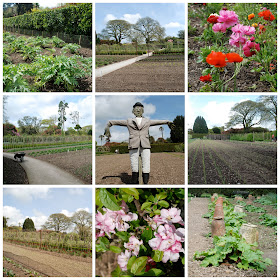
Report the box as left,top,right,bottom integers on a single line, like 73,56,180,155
124,236,143,256
212,23,227,33
160,208,183,224
217,10,239,28
118,250,131,271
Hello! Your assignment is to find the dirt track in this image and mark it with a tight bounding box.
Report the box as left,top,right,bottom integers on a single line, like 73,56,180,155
95,152,184,185
3,242,92,277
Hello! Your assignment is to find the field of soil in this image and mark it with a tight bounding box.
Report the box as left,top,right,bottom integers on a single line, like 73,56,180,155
188,5,275,92
4,157,29,184
3,242,92,277
96,54,185,92
96,152,184,185
29,149,92,184
188,140,277,184
188,197,277,277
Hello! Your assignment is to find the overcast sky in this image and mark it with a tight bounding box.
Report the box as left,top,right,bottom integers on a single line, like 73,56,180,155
188,95,276,130
95,95,185,145
4,95,92,129
95,3,185,38
3,188,92,230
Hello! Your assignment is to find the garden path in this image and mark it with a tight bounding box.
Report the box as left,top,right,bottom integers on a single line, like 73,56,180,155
3,153,84,185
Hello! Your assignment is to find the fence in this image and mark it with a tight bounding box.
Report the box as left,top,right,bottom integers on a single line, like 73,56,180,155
4,230,92,254
4,135,92,150
4,26,92,49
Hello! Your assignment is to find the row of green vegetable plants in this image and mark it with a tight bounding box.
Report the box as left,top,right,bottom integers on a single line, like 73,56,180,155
29,145,92,157
5,142,92,152
194,197,272,271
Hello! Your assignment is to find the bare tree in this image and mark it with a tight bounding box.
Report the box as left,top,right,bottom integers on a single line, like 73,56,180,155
99,134,105,145
258,95,277,129
104,20,131,43
43,213,71,232
71,210,92,240
159,126,164,139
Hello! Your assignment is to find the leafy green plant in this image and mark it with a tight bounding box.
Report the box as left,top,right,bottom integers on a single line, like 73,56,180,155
62,43,81,54
255,193,277,208
245,205,266,213
51,36,66,48
259,213,277,233
3,64,31,92
19,45,42,61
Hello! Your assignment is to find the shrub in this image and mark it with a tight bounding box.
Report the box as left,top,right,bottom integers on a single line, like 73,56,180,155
174,143,184,153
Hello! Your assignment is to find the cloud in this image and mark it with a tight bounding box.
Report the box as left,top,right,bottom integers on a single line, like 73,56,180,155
3,206,24,227
104,13,142,24
61,207,91,217
68,189,85,196
121,13,141,24
4,188,49,204
5,95,92,129
95,96,157,143
104,14,117,22
164,22,184,28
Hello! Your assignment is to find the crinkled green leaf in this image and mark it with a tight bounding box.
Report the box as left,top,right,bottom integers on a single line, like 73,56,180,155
120,188,139,199
99,188,121,211
130,256,148,275
158,200,169,208
152,250,164,262
141,202,153,211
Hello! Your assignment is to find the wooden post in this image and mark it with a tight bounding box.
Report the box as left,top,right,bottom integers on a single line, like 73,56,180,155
79,35,82,46
138,155,143,185
253,131,254,142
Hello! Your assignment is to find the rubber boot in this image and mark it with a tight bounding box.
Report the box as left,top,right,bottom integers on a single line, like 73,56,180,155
143,173,150,184
132,172,139,184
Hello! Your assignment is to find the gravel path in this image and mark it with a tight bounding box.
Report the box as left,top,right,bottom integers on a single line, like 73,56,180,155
96,152,184,185
4,243,92,277
188,198,277,277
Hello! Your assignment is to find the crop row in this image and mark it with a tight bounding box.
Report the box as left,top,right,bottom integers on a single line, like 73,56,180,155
5,142,92,152
29,145,92,157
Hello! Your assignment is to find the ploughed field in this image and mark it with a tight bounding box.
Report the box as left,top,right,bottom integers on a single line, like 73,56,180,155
96,54,185,92
188,140,277,184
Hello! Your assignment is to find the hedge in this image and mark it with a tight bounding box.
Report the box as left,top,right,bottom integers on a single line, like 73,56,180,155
105,143,184,154
3,4,92,36
190,133,208,139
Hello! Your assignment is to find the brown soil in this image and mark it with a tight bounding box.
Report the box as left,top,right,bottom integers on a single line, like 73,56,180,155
3,242,92,277
96,152,184,185
3,258,44,277
188,197,277,277
3,157,29,184
96,54,185,92
188,140,277,184
28,149,92,184
188,5,275,92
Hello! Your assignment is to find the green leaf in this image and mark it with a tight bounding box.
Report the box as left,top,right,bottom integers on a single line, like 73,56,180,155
142,268,164,276
202,68,211,76
140,227,153,242
158,200,169,208
110,246,122,253
111,265,122,277
181,256,185,265
139,244,148,256
95,189,103,207
148,195,155,202
154,209,161,215
99,188,121,211
115,231,130,242
100,237,109,245
127,256,137,272
141,202,153,210
152,250,164,262
95,243,107,252
156,192,167,200
120,188,139,199
130,256,148,275
153,204,157,211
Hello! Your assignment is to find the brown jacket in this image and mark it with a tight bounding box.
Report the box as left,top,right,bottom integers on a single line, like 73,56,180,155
108,118,169,149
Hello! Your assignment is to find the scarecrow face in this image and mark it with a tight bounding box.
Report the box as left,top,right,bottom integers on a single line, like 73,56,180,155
132,106,144,117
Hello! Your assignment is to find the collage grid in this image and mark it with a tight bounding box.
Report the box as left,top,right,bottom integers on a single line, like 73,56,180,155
0,0,279,279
